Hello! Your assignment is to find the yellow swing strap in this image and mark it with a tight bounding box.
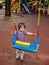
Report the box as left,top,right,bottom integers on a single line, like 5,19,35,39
38,8,41,27
36,8,41,37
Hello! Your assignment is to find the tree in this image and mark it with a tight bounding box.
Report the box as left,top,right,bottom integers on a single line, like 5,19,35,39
5,0,11,16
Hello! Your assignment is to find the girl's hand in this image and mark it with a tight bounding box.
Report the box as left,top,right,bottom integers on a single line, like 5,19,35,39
34,33,37,36
36,31,39,37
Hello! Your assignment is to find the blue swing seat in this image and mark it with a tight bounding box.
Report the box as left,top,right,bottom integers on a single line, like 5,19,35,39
12,33,40,52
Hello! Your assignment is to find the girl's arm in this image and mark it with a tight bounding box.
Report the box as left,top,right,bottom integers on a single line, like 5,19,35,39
26,32,36,36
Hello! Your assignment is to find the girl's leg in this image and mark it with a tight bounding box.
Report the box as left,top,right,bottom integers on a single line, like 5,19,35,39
16,49,20,59
20,51,24,60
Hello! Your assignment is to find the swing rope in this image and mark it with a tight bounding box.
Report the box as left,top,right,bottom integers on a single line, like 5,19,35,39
36,8,41,37
13,13,17,34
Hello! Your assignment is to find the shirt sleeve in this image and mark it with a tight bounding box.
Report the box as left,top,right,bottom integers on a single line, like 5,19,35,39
24,30,27,35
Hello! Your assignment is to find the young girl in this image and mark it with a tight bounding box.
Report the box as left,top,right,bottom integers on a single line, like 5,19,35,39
13,22,36,60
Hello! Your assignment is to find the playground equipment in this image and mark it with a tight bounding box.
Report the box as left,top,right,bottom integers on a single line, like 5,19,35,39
12,8,41,53
11,0,33,14
11,0,20,12
27,1,44,8
27,0,49,15
27,1,44,13
21,4,33,14
11,0,49,15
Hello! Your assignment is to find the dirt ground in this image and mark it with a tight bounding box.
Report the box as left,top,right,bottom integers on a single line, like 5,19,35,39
0,14,49,65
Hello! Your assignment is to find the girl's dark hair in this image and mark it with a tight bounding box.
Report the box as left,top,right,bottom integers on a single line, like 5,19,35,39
18,22,26,30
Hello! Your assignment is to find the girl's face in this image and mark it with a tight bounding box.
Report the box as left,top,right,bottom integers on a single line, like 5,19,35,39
19,25,25,32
